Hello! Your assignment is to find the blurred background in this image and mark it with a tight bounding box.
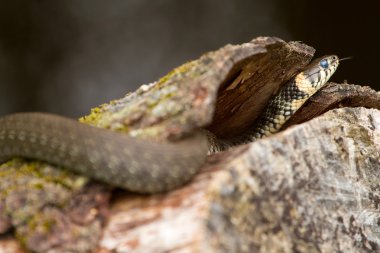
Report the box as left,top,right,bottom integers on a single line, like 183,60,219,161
1,0,379,117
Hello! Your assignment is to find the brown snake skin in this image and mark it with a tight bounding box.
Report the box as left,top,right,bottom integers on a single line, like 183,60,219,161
0,113,208,193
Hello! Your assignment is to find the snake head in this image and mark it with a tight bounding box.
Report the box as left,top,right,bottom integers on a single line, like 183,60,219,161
302,55,340,88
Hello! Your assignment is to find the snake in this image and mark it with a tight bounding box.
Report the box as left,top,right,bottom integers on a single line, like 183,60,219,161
0,55,339,193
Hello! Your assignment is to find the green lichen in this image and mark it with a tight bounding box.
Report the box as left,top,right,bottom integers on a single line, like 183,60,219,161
79,105,111,127
0,160,90,253
156,60,197,88
0,159,88,227
76,59,199,130
0,159,87,191
16,212,57,248
75,57,209,142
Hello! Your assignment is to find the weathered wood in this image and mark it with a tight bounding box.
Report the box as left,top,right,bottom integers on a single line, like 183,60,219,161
79,36,314,141
1,36,380,253
0,36,315,253
97,107,380,253
283,82,380,129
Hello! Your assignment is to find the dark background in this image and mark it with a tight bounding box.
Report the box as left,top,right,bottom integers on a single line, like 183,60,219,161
1,0,379,117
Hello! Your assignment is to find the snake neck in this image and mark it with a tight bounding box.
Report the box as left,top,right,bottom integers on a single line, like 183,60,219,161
209,79,309,152
208,55,340,153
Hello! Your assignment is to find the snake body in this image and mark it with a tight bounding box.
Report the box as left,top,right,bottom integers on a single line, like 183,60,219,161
0,55,339,193
243,55,340,141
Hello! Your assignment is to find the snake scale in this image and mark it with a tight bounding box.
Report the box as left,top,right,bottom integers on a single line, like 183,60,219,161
0,55,339,193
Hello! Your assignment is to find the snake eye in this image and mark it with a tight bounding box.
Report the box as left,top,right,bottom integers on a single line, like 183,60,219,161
320,59,329,69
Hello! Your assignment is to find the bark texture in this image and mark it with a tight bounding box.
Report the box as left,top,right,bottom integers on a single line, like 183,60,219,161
96,107,380,253
1,36,380,253
1,36,315,253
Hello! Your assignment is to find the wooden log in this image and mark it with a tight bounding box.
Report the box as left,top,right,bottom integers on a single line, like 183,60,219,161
97,107,380,253
1,36,380,253
0,36,315,253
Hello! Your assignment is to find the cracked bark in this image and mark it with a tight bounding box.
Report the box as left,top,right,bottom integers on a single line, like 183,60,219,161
96,107,380,253
1,37,380,253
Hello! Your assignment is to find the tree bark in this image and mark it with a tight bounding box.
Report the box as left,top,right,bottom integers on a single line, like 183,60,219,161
95,107,380,253
1,37,380,253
